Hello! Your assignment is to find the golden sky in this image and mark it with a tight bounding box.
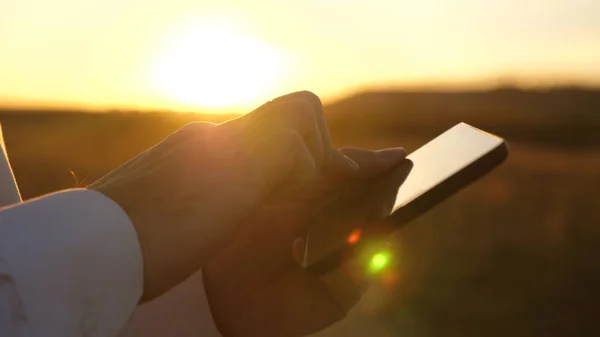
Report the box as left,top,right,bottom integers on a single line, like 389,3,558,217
1,0,599,112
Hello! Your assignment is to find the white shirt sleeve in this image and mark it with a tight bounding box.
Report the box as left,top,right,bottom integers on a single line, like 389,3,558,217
0,189,144,337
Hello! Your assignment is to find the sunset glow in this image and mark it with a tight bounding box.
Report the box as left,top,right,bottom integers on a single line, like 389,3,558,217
151,20,285,110
0,0,598,111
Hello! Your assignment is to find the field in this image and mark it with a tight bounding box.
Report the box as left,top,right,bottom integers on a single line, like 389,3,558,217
1,88,599,336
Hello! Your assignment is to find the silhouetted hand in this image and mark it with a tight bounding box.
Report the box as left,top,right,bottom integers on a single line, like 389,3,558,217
90,91,361,302
203,148,412,337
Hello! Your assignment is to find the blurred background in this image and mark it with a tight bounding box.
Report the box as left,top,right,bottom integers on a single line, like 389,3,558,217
1,0,599,336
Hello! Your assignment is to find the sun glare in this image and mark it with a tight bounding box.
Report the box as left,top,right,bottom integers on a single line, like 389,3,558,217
152,20,285,111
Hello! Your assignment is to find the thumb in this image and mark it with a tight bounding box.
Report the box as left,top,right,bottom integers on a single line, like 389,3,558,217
340,147,407,178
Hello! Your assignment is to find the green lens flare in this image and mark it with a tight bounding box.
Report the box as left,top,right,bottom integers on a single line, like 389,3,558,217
369,251,391,272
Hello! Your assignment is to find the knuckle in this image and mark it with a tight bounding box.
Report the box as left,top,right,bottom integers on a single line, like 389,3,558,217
261,129,302,156
286,97,314,111
271,90,322,108
293,90,323,110
271,128,300,143
283,129,304,146
178,121,216,135
165,122,216,156
273,99,314,122
277,129,315,163
275,100,318,135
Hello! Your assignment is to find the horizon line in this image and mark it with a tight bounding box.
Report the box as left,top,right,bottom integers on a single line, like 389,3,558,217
1,82,599,114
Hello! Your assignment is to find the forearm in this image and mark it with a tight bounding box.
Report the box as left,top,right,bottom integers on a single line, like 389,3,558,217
119,270,221,337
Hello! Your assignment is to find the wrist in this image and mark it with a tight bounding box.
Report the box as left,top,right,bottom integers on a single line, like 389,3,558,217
87,184,151,302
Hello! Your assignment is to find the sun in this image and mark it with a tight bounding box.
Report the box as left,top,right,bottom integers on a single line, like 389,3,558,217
152,20,285,111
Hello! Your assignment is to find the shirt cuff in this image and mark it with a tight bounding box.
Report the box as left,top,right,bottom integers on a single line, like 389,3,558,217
0,188,143,337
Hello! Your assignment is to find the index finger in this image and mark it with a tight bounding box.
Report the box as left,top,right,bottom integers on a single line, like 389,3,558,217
269,91,360,173
341,147,407,179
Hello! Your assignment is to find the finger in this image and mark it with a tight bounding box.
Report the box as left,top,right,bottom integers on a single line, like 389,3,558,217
164,122,217,148
346,159,412,225
260,128,318,192
235,91,320,126
340,147,407,179
287,92,351,172
325,149,360,174
237,98,326,172
221,90,302,123
269,90,322,105
265,171,353,217
231,91,360,173
327,159,412,243
269,99,325,171
367,159,413,220
270,91,359,174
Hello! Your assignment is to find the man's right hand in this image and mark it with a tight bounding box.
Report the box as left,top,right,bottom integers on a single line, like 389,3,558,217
90,91,361,302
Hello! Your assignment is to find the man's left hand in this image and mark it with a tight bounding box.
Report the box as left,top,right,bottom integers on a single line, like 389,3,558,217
203,148,412,337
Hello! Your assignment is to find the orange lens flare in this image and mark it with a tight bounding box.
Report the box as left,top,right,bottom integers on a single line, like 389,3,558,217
347,229,362,245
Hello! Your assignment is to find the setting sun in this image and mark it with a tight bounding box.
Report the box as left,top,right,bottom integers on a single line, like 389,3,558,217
152,20,286,111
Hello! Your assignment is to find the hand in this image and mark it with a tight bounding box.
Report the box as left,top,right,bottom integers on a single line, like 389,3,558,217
89,91,360,302
203,148,413,337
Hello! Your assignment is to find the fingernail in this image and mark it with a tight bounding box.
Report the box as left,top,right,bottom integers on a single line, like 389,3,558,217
393,159,414,181
399,159,413,173
344,155,360,170
376,148,406,164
